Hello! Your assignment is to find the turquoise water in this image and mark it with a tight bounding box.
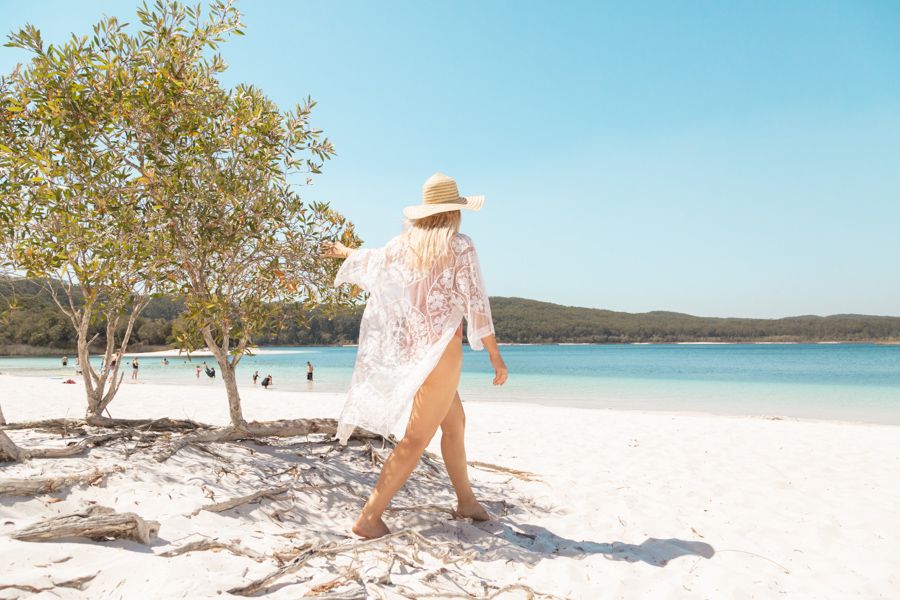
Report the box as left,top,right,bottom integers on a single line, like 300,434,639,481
1,344,899,424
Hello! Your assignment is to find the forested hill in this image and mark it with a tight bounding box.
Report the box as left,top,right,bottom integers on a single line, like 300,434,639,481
2,278,900,355
489,297,900,343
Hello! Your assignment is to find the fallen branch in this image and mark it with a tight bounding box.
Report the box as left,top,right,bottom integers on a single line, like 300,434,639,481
0,430,131,463
0,418,85,432
228,531,408,596
156,419,381,462
0,572,99,594
0,416,210,433
0,466,123,497
0,430,21,462
467,460,539,481
228,529,459,597
190,484,291,516
13,505,159,545
28,431,131,459
160,538,266,562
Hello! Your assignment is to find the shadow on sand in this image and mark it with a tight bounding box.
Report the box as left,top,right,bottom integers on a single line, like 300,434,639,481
424,518,715,568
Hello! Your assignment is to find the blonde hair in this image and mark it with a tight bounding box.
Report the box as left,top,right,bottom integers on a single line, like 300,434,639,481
403,210,461,272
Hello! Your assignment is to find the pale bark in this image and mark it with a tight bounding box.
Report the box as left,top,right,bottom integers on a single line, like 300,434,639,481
0,466,122,496
0,573,98,594
13,505,159,545
190,484,290,516
201,325,246,427
155,418,380,462
160,539,266,561
85,297,149,419
0,430,21,462
0,416,208,433
0,430,129,463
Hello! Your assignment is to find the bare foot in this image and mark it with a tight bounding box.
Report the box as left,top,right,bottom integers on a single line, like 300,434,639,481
455,500,490,521
352,514,391,539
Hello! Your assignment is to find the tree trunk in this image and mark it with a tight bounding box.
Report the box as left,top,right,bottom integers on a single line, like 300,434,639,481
0,403,6,426
201,326,246,428
221,361,245,428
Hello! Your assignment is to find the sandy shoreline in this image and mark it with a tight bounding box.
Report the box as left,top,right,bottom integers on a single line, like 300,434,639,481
1,375,898,598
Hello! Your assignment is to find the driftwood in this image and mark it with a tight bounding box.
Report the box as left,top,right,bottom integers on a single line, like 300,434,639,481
0,429,20,462
0,416,210,433
0,572,98,594
229,530,437,596
156,419,381,462
190,484,291,516
0,466,123,496
13,505,159,545
160,538,267,561
467,460,539,481
0,430,131,463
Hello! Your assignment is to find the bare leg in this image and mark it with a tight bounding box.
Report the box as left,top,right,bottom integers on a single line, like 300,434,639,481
353,337,463,539
440,392,489,520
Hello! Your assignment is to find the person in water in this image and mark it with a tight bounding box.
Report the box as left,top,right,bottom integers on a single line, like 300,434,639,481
252,370,259,385
261,374,273,389
61,355,68,367
131,357,139,381
195,365,201,379
306,362,314,382
323,172,507,539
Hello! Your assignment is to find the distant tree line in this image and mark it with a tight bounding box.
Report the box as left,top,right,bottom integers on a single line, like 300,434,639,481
490,297,900,343
3,280,899,355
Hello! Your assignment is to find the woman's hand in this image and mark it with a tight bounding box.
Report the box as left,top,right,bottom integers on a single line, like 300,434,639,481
489,352,508,386
321,240,352,259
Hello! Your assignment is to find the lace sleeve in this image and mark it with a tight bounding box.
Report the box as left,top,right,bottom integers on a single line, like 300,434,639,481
454,238,495,351
334,248,385,292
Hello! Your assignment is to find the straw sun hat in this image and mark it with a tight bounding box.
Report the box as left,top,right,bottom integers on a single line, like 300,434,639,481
403,173,485,220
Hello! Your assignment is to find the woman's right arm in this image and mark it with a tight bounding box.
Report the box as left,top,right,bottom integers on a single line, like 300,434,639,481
321,240,355,259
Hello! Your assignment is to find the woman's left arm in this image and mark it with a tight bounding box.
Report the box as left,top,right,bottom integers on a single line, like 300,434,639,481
480,334,508,386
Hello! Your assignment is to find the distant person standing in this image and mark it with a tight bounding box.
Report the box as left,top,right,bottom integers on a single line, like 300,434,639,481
261,374,273,390
195,365,201,379
61,355,68,367
306,361,314,382
252,370,259,385
131,357,139,381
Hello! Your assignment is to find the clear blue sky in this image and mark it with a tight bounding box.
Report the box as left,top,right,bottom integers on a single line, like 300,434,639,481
3,1,899,318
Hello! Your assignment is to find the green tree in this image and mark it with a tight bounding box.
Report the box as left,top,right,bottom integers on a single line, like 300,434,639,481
2,23,150,419
138,62,359,427
0,2,247,420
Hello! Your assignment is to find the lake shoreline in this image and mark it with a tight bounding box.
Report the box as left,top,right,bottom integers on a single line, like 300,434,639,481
4,339,900,358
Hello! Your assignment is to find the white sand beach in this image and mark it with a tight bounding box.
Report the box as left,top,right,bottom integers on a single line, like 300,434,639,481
1,374,898,598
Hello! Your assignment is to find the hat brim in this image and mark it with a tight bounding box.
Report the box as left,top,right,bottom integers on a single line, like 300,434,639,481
403,195,485,220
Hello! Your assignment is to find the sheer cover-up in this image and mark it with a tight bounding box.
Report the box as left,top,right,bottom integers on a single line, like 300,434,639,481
334,233,494,444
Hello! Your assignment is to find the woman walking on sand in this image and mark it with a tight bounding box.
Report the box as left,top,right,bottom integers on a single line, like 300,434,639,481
323,172,508,539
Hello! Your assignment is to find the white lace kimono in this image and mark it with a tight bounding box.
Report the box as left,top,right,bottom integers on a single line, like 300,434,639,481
334,232,494,444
